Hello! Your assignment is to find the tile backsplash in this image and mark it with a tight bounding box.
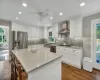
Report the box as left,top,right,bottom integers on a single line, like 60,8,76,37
56,37,83,47
28,37,83,48
28,38,47,45
71,38,83,47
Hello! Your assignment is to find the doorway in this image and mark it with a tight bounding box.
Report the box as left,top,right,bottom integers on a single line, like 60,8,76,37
0,25,9,61
91,19,100,70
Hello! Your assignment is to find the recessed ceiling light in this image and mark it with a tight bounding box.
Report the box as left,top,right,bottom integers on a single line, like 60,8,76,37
80,2,85,7
59,12,63,15
22,3,27,7
18,12,22,14
16,17,18,19
50,17,53,19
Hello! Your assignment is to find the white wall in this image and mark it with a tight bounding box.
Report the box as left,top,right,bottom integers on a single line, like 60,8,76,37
12,22,43,40
83,13,100,57
70,18,83,38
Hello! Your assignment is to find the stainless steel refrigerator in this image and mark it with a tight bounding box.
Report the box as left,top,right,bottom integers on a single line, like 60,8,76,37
12,31,28,50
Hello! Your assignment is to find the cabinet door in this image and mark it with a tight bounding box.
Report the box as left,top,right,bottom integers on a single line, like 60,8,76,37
56,47,64,54
65,48,73,54
71,53,78,64
74,51,82,66
62,53,70,62
56,48,62,54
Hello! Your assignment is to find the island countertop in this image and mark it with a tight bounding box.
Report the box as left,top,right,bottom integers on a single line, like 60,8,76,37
12,48,62,73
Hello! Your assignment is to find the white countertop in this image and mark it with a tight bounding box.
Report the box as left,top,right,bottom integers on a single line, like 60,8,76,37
12,48,62,73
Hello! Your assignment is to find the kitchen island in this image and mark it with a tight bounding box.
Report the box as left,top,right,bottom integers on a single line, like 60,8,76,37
11,47,62,80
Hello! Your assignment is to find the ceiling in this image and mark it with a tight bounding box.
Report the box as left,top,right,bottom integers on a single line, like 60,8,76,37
0,0,100,27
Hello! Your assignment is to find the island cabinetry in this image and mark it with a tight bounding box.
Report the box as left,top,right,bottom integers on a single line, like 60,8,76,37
10,53,28,80
11,48,62,80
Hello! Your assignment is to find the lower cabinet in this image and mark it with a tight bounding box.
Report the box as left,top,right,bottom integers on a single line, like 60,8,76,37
56,46,82,69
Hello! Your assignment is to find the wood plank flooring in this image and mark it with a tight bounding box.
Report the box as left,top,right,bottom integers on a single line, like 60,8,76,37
0,61,100,80
62,63,100,80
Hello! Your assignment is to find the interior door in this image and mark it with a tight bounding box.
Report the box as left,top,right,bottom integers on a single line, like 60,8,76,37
91,19,100,70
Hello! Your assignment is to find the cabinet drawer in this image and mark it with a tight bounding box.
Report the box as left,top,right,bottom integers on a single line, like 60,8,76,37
73,49,82,53
65,49,73,53
63,53,80,63
66,49,81,54
56,49,63,54
62,53,70,59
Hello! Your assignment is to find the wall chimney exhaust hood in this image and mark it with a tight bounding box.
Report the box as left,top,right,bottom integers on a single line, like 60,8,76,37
58,29,70,34
58,21,70,34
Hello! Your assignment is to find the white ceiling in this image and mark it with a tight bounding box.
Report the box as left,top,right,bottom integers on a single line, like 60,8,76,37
0,0,100,27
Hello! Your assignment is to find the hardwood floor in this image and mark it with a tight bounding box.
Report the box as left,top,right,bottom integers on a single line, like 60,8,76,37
62,63,100,80
0,61,100,80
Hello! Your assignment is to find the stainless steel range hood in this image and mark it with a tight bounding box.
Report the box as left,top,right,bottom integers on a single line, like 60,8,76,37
58,21,70,34
58,29,70,34
58,21,70,38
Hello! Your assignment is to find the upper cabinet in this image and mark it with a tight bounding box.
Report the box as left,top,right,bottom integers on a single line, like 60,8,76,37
12,22,27,32
12,22,44,39
27,26,43,39
52,24,58,38
70,18,83,38
43,18,83,39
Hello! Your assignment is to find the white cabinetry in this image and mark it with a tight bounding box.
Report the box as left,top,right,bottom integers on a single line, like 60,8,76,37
56,46,82,69
56,46,65,54
52,24,58,38
70,18,83,38
12,22,27,32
